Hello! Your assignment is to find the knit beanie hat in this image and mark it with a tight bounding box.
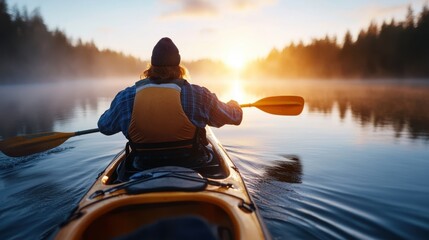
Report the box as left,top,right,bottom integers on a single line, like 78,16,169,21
151,37,181,67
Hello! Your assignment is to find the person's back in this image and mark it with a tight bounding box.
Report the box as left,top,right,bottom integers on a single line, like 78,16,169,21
98,37,242,172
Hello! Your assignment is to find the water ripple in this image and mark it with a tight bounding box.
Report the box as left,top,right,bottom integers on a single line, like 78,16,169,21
224,143,429,240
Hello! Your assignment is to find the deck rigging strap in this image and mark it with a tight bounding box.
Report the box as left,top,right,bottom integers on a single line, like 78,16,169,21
90,168,231,199
125,128,203,155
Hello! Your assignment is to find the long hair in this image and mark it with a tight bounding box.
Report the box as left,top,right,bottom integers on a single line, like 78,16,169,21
141,64,188,81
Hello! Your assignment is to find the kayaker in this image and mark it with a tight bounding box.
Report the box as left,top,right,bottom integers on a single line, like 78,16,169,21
98,37,242,172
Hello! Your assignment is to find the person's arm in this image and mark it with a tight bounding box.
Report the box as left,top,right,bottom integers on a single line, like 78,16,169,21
204,88,243,127
181,83,242,128
98,86,135,136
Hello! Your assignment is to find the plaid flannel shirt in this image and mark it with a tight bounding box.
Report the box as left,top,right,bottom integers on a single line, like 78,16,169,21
98,79,243,138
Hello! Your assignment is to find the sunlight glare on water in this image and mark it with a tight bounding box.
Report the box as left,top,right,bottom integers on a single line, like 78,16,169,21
222,78,248,103
214,77,260,104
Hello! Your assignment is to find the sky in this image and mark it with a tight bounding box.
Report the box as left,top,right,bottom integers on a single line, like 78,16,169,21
6,0,428,67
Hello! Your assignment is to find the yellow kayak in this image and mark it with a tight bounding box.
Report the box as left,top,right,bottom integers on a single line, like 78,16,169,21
54,128,270,240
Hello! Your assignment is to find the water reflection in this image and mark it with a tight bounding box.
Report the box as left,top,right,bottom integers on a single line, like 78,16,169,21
0,80,130,139
1,78,429,141
264,155,302,183
235,79,429,140
1,78,429,240
222,79,250,103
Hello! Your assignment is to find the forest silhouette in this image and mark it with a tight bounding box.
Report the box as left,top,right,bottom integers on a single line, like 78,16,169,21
0,0,230,83
245,5,429,79
1,1,429,82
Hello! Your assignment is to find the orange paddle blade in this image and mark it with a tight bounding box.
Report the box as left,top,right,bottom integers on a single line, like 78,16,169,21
241,96,304,116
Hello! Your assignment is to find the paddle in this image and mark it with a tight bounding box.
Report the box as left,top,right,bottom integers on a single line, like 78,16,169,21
240,96,304,116
0,129,99,158
0,96,304,157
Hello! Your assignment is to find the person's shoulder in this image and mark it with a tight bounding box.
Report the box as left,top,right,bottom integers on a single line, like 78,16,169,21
119,85,136,94
114,84,136,100
183,80,211,93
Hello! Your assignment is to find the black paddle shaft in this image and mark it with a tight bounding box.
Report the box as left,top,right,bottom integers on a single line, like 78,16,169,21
75,128,100,136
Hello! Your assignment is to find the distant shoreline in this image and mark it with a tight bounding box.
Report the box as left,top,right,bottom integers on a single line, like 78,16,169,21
1,1,429,82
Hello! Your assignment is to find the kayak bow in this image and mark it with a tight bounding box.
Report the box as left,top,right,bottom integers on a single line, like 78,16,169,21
54,128,270,240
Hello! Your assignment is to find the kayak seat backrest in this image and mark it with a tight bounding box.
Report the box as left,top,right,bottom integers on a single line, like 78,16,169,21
193,148,228,179
113,215,222,240
126,166,207,194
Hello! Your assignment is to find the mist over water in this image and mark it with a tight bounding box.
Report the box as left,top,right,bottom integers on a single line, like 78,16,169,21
1,77,429,239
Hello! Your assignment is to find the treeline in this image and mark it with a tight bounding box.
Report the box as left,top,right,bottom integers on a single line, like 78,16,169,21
0,1,233,83
4,0,427,82
245,6,429,79
0,0,146,82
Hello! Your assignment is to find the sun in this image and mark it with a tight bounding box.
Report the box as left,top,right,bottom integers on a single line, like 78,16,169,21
224,52,247,71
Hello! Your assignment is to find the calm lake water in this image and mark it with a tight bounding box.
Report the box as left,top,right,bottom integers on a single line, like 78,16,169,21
0,76,429,239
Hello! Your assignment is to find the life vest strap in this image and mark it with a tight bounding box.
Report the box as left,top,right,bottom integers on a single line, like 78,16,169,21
126,128,202,155
129,139,196,151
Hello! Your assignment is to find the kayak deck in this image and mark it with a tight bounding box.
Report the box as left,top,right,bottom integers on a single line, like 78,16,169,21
55,128,269,240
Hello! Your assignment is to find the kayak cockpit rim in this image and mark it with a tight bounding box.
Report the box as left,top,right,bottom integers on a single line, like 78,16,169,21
100,129,231,185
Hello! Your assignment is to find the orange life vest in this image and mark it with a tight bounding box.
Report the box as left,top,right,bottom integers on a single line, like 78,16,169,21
128,79,197,151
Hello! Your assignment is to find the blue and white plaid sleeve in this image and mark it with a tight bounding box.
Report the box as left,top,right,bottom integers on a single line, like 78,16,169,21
181,82,243,128
97,86,136,137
